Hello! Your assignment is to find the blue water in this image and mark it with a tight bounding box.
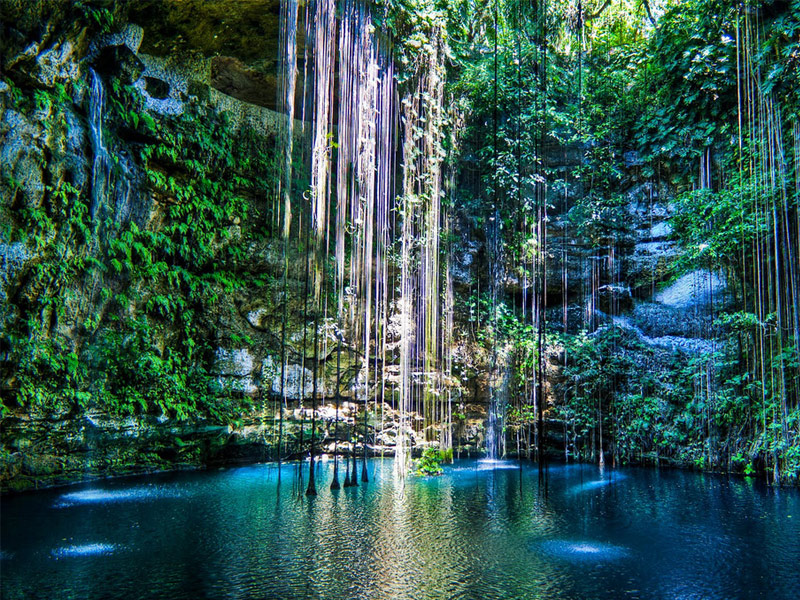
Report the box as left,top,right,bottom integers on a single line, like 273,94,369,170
1,459,798,599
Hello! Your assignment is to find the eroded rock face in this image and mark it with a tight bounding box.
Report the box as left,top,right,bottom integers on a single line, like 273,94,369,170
261,356,329,399
0,405,230,492
628,240,678,294
0,241,30,325
0,109,46,210
631,302,714,339
211,56,276,108
597,284,633,313
214,347,259,395
35,40,81,86
133,53,188,115
129,0,286,111
95,23,144,55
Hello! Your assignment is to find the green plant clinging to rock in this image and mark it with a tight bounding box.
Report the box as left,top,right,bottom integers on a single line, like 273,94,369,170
415,447,447,476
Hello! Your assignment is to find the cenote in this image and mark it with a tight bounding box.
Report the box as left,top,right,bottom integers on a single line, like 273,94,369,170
2,460,799,599
2,0,800,598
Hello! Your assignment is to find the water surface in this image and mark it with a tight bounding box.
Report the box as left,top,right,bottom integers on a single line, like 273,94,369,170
1,459,798,599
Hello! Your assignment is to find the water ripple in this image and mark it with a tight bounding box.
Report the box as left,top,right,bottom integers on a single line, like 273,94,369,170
0,460,797,599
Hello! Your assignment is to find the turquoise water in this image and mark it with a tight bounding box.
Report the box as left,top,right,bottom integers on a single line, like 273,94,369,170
1,459,798,599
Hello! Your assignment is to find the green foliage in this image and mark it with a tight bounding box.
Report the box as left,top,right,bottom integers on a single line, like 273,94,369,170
759,0,800,110
415,447,445,476
6,335,91,415
466,293,529,345
568,192,632,248
1,63,274,424
551,318,800,479
87,317,239,421
379,0,800,481
636,0,738,163
507,404,537,428
668,158,793,274
74,0,115,33
375,0,450,81
633,0,800,177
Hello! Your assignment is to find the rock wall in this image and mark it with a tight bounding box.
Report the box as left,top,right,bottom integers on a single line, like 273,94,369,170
0,2,496,492
2,398,491,492
0,1,729,492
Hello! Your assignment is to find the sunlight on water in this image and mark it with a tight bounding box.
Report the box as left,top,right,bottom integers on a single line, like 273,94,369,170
2,461,798,600
475,459,520,470
539,540,629,561
55,486,180,507
570,474,627,494
448,459,522,475
52,544,118,558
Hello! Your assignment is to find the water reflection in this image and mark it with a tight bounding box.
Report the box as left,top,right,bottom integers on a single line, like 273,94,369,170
1,460,799,599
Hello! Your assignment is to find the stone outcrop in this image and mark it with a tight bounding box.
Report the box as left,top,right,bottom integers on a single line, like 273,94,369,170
0,399,488,492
